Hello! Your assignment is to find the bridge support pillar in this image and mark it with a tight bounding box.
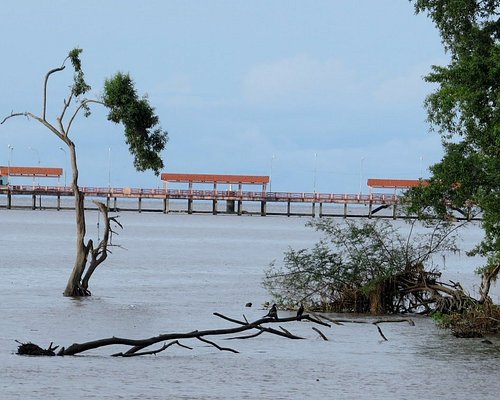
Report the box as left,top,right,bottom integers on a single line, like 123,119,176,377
163,198,169,214
113,197,117,212
312,202,316,218
392,204,397,219
57,194,61,211
32,194,36,210
237,200,242,215
226,200,235,214
319,203,323,218
7,191,11,209
212,199,218,215
368,203,373,219
343,203,347,218
138,197,142,213
188,199,193,214
287,201,291,217
260,201,267,216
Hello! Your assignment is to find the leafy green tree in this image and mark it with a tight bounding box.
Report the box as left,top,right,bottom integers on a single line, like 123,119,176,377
2,49,168,296
409,1,500,302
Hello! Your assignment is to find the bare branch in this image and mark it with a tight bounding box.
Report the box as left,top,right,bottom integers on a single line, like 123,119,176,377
213,312,331,328
373,323,388,341
1,111,28,124
372,319,415,326
57,93,74,136
18,309,419,357
43,66,66,120
279,326,293,336
112,340,192,357
66,99,105,135
312,327,329,341
196,337,239,353
2,111,66,143
82,201,122,292
314,313,344,325
225,330,265,340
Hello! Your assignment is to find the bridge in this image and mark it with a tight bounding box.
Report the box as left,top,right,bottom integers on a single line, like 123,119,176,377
0,169,436,218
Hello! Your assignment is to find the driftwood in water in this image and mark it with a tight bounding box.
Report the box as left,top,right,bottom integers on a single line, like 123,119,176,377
16,341,58,356
16,312,418,357
16,312,331,357
315,314,415,341
312,314,415,341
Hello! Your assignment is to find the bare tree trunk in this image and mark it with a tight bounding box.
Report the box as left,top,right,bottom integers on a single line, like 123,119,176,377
479,262,500,304
63,142,90,297
369,284,383,315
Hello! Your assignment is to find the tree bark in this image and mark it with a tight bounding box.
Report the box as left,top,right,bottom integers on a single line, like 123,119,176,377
63,141,90,296
478,262,500,304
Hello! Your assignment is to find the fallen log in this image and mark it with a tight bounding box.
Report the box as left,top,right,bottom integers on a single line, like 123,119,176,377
16,312,330,357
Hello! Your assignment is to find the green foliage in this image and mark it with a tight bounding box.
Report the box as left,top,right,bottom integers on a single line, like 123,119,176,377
102,72,168,175
410,1,500,277
264,240,344,310
263,219,459,313
67,48,91,113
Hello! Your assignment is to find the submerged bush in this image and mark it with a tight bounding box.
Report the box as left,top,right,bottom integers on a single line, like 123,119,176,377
263,218,461,314
433,303,500,338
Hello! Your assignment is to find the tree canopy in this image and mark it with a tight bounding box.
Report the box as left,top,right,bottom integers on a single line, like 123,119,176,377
409,1,500,282
102,72,167,174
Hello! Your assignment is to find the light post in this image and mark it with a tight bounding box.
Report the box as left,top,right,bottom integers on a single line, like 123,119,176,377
7,144,14,185
269,154,275,192
108,147,111,189
359,157,365,195
28,146,40,165
313,152,318,194
28,146,40,186
59,147,67,187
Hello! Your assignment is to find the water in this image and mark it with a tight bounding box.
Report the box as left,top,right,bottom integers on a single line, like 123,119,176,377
1,210,499,399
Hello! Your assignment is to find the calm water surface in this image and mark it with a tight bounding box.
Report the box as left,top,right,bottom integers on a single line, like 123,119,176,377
0,210,499,399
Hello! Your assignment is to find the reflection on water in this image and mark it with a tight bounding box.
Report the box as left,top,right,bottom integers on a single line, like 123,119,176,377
0,210,499,399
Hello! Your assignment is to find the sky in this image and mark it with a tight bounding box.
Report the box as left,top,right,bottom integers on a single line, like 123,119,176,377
0,0,448,194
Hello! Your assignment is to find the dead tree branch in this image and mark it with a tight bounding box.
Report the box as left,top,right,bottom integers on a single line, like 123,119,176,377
315,314,416,341
197,337,239,353
17,312,332,357
81,201,122,293
112,340,192,357
312,327,329,341
373,324,388,341
16,311,419,357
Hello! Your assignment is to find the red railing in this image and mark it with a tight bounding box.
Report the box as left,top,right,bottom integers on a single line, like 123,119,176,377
0,184,400,205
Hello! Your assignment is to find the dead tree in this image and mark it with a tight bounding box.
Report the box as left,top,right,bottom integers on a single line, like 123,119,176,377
17,313,332,357
80,201,123,294
16,311,419,357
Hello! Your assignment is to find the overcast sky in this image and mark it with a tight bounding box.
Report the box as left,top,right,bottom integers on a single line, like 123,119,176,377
1,0,447,193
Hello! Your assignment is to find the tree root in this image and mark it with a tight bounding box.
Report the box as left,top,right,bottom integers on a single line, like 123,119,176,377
16,341,58,356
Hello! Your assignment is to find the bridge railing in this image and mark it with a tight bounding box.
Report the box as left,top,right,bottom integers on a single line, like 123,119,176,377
0,184,400,204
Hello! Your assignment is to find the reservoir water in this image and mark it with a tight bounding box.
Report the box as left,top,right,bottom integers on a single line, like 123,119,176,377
1,210,499,399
